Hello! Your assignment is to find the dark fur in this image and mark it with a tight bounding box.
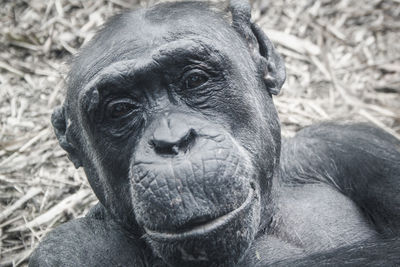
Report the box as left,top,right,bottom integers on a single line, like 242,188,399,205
30,1,400,266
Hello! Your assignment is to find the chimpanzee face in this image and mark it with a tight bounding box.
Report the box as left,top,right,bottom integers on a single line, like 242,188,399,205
53,2,283,266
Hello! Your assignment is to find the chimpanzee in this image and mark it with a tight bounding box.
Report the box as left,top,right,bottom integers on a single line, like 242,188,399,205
29,1,400,266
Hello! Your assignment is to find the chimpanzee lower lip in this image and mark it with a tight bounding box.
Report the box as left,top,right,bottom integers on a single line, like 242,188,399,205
143,185,255,241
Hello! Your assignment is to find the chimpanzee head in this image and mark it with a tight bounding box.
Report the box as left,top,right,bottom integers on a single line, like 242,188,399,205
51,1,285,265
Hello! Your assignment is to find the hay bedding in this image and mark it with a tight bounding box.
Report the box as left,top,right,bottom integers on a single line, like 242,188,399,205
0,0,399,266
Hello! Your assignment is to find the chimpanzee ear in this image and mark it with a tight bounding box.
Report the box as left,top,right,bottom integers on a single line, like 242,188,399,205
250,23,286,95
229,0,286,95
51,105,82,168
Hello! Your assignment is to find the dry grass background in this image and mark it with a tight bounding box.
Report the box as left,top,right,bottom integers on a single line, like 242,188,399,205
0,0,399,266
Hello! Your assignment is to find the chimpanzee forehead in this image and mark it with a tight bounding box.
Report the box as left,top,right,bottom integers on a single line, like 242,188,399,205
143,1,228,27
67,2,246,101
129,2,236,51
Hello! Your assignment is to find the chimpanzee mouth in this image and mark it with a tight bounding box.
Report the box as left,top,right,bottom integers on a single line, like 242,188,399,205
144,183,256,241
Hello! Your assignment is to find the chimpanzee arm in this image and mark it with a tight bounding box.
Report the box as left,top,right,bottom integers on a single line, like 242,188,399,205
281,122,400,235
29,204,150,267
272,237,400,266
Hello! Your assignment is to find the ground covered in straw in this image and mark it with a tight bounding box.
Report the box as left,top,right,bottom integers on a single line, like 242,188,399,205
0,0,399,266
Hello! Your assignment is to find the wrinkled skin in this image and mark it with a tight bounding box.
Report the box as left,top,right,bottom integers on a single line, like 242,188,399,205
30,1,400,267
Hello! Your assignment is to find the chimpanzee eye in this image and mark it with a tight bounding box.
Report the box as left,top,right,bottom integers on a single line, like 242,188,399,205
107,100,138,119
184,70,209,89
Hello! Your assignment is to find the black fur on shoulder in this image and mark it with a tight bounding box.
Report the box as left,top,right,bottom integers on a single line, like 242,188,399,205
281,122,400,235
272,237,400,267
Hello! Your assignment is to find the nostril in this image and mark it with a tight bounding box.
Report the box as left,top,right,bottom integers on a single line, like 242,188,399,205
149,139,177,155
150,140,179,155
151,129,197,156
178,129,197,153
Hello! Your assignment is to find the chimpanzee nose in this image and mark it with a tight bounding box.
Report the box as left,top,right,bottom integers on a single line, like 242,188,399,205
151,116,197,156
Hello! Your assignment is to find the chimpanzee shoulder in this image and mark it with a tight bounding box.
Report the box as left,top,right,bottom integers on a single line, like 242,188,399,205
29,209,148,267
281,122,400,234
